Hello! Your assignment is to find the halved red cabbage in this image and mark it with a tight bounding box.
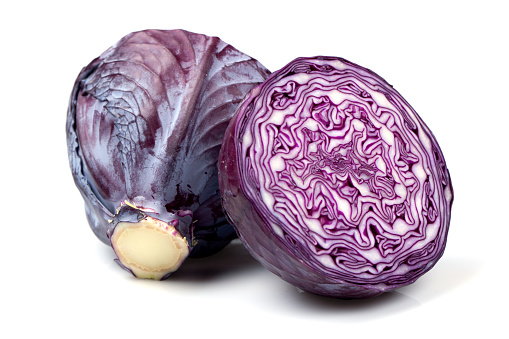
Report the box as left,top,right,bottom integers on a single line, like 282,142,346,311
219,56,453,298
67,29,270,279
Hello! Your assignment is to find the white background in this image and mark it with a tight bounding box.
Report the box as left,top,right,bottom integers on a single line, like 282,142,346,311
1,0,507,338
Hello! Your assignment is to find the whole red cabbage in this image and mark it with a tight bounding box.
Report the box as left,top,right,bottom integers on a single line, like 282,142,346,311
67,29,270,279
219,56,453,298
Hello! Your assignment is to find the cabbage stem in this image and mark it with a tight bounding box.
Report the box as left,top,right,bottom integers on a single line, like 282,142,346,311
110,217,189,280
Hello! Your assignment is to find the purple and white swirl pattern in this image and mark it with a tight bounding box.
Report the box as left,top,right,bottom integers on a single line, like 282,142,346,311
236,57,453,287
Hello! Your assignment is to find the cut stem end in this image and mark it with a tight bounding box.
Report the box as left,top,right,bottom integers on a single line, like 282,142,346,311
110,218,190,280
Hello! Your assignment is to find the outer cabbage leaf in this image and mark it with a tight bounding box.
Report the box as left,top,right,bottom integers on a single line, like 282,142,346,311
219,56,453,298
67,29,270,276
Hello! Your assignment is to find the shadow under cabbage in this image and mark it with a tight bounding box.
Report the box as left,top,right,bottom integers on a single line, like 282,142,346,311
285,254,482,318
169,239,265,282
285,287,420,320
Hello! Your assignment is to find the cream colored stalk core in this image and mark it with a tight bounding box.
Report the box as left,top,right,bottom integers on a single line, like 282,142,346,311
110,217,189,280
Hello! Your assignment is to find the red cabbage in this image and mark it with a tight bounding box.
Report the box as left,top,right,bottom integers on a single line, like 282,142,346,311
67,29,270,279
219,56,453,298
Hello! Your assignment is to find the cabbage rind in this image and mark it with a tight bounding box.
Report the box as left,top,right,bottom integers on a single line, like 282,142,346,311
219,56,453,298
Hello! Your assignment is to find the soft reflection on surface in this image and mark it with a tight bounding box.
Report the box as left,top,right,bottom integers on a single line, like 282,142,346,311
98,234,482,321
